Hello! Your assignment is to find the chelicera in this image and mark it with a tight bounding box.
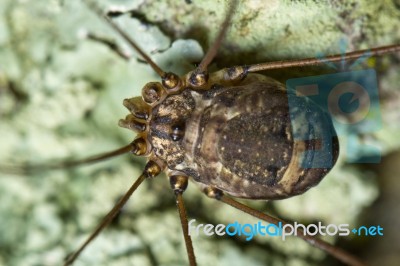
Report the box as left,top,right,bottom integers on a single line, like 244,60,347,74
2,0,399,265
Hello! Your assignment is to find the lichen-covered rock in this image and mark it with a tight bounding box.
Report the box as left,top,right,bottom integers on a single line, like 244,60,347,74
0,0,399,265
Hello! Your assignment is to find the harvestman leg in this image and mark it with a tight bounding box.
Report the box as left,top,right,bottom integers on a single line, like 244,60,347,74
215,44,400,83
169,175,196,266
83,8,163,62
202,187,367,266
0,144,132,175
84,31,132,61
64,160,162,265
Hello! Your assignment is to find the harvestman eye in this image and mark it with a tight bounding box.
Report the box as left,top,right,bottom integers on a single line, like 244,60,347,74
170,124,185,141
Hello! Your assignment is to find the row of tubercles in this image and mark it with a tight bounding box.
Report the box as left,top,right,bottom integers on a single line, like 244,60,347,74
119,72,186,158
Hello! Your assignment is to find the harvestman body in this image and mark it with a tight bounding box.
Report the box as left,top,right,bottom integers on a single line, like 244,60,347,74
3,0,400,265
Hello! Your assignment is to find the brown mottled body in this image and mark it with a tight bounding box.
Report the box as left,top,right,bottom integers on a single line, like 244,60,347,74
30,0,397,264
129,73,339,200
4,1,397,265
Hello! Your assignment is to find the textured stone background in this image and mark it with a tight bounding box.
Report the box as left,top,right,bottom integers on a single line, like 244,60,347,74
0,0,399,265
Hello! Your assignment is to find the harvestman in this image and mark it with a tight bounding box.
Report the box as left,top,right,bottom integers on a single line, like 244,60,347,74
2,0,400,265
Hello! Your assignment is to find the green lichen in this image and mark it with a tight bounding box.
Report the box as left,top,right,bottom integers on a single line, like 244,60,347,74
0,0,399,266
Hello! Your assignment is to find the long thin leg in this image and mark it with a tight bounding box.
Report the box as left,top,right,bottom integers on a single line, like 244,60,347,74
83,0,183,90
64,160,162,265
186,0,239,88
246,44,400,72
196,0,238,73
214,44,400,84
0,144,133,175
170,175,196,266
85,31,132,61
203,187,366,266
82,0,165,77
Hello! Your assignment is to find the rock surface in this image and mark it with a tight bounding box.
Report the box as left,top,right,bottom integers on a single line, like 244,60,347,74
0,0,399,265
